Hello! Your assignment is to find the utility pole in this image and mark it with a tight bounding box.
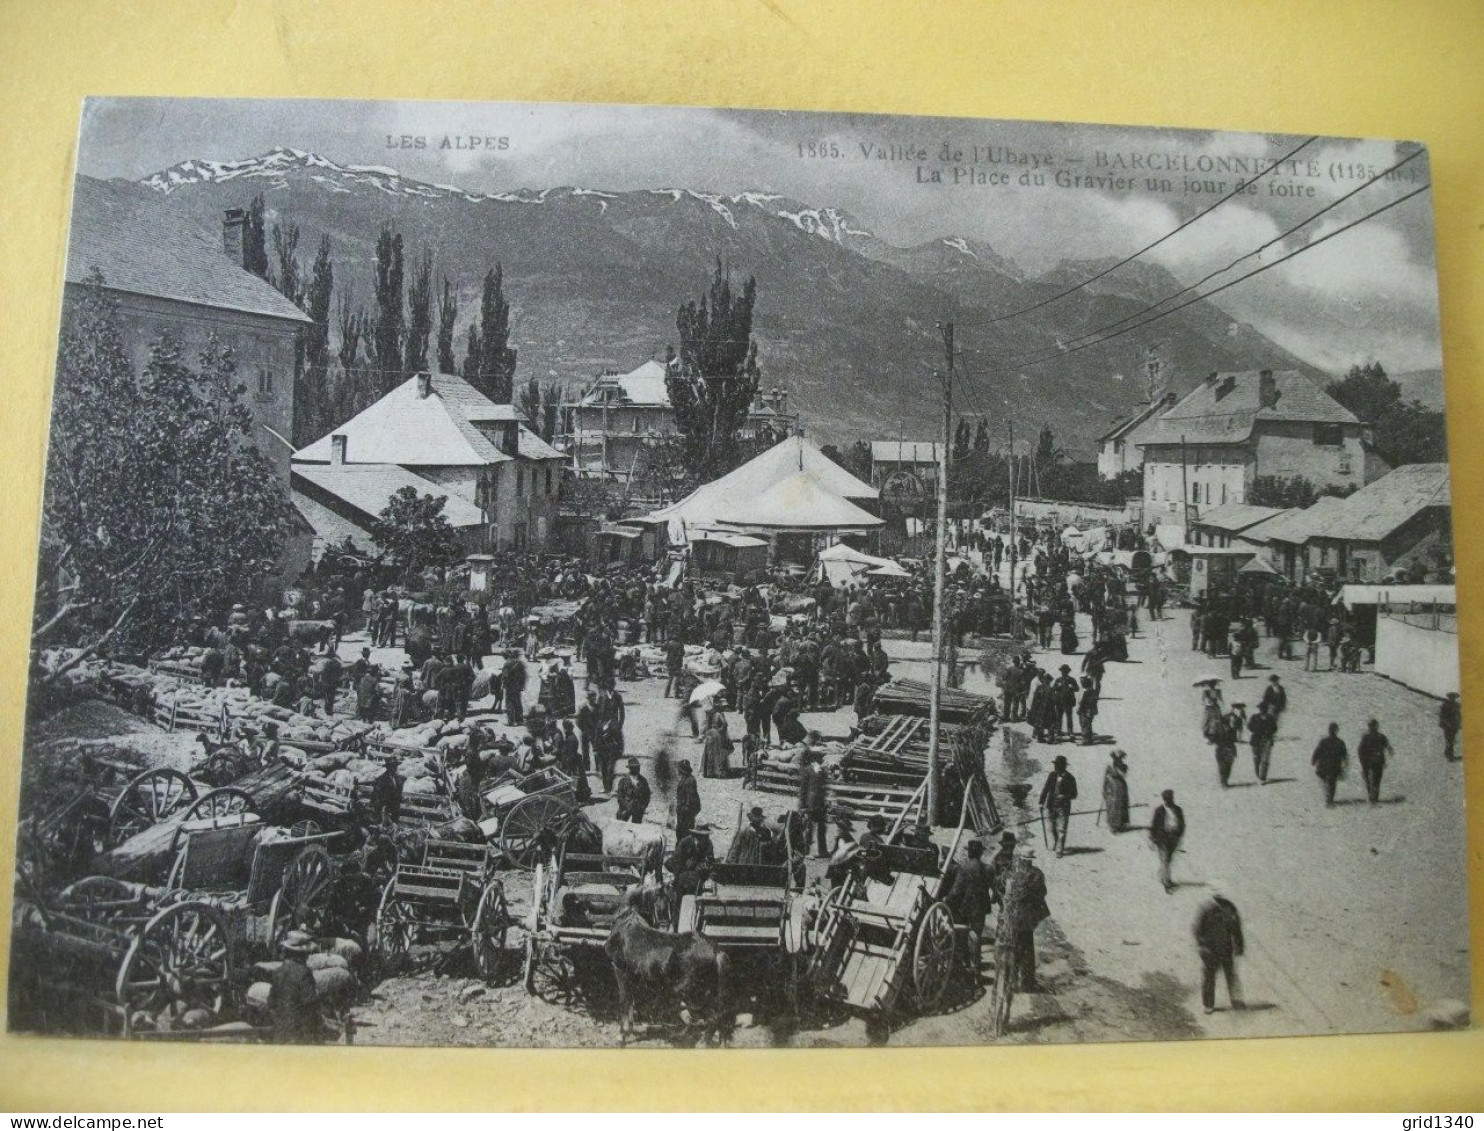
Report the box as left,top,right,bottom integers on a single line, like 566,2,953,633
1180,433,1191,543
1006,418,1017,609
926,320,953,828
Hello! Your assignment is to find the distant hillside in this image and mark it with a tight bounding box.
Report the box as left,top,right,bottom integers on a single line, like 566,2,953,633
1391,368,1447,410
124,148,1322,447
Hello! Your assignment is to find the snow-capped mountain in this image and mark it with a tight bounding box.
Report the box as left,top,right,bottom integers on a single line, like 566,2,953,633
126,148,1317,446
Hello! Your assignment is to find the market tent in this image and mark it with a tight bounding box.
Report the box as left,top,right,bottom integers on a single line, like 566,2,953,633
816,541,901,588
716,471,884,533
647,434,877,541
867,561,912,578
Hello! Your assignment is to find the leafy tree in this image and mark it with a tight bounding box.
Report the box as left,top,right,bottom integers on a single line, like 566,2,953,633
436,277,459,374
368,485,462,576
371,224,405,393
243,193,269,280
470,266,517,403
35,276,292,683
821,439,874,483
1325,361,1447,466
1250,475,1319,509
973,419,990,454
667,258,763,480
519,377,542,433
296,235,334,446
270,222,303,306
461,322,481,382
404,248,433,375
952,418,972,462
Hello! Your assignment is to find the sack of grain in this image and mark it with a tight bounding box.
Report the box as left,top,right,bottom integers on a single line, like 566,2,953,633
312,966,357,1001
329,937,363,964
403,776,435,795
245,981,272,1011
306,951,348,972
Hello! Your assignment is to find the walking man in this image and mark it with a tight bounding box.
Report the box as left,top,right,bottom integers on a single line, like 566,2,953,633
1038,754,1078,857
1194,888,1245,1015
1149,789,1185,893
945,838,993,986
614,757,651,823
1311,722,1349,807
1357,718,1391,804
1247,701,1277,784
1260,674,1287,727
1440,692,1462,761
798,747,830,858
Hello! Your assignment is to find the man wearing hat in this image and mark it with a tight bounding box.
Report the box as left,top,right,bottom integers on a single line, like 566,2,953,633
1149,789,1186,893
988,831,1019,906
614,757,651,824
1193,884,1245,1014
1052,665,1079,741
268,930,322,1043
367,755,403,826
1439,691,1462,761
1038,754,1078,857
728,805,773,864
501,648,527,725
1247,701,1278,784
667,819,715,927
945,838,993,984
797,745,831,858
674,759,701,841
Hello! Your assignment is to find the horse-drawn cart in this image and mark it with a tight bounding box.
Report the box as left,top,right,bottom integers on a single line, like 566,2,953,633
479,766,579,870
522,841,649,995
372,839,512,979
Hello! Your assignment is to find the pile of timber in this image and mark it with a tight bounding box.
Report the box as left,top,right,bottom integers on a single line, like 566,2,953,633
749,754,921,821
869,678,998,724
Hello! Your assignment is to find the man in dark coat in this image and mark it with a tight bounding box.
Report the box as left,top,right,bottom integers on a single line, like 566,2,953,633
367,756,402,826
614,757,650,823
1247,701,1277,784
1260,674,1288,726
1028,671,1055,743
268,931,323,1043
1076,676,1099,745
797,746,830,857
1149,788,1185,893
1038,754,1077,857
1440,692,1461,761
674,759,701,840
502,650,527,724
1051,665,1079,739
727,806,773,864
1357,718,1392,804
667,820,715,928
1311,722,1348,807
945,838,993,984
1194,889,1245,1014
557,720,591,803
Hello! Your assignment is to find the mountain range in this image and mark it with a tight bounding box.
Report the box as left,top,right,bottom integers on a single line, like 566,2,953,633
126,147,1326,450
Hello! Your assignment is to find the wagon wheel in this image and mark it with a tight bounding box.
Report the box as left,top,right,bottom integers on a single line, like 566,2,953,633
911,901,957,1011
472,881,511,981
289,819,323,838
373,876,415,968
115,901,234,1035
499,795,575,871
267,845,336,946
169,787,257,853
107,768,198,846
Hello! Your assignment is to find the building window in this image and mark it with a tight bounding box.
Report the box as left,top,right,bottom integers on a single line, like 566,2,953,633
1220,483,1227,505
1191,482,1199,504
257,367,274,399
516,468,524,496
1314,424,1342,447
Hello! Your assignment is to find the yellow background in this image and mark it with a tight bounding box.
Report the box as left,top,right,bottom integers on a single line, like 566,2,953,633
0,0,1481,1111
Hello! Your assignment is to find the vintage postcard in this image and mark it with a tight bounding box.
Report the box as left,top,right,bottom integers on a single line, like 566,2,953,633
9,98,1466,1050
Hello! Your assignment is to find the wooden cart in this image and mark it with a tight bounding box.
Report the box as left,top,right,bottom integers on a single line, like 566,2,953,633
805,789,971,1017
480,766,579,870
372,838,512,980
521,841,648,995
676,811,807,957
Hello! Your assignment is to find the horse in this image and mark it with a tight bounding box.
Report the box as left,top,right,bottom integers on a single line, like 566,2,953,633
605,889,730,1046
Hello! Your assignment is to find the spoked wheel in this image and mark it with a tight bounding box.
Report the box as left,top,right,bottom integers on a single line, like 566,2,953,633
181,786,255,823
289,819,323,838
499,796,575,870
116,901,234,1035
911,901,957,1011
373,877,415,967
107,769,198,846
472,881,511,981
267,845,336,946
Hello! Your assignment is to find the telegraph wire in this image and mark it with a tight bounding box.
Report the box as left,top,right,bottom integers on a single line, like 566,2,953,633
983,135,1319,325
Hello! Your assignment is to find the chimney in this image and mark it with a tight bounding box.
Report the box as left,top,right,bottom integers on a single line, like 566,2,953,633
1258,368,1279,409
330,434,347,465
222,208,247,265
416,371,433,398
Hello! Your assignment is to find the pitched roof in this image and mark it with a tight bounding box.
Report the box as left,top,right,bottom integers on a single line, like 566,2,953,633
292,463,486,528
1096,393,1176,444
1191,503,1290,533
1249,494,1351,545
578,360,672,408
1306,463,1451,543
295,371,561,466
1137,370,1358,447
648,435,878,539
716,471,884,531
871,441,942,464
66,175,311,324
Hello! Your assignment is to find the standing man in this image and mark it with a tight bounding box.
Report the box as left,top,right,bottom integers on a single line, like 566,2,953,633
1149,789,1186,893
674,758,701,841
1193,887,1245,1015
1077,676,1099,745
797,746,830,858
1260,674,1287,728
944,839,993,986
1440,692,1462,762
367,756,403,827
664,637,685,699
1247,701,1277,784
1311,722,1349,807
614,758,651,823
1038,754,1078,858
1052,665,1079,741
1357,718,1392,805
268,930,323,1044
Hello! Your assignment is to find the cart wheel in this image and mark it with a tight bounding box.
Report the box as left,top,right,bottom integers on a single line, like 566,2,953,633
268,845,336,946
472,881,511,981
169,787,257,853
499,795,575,870
373,876,414,966
116,901,233,1034
107,768,198,846
289,819,323,838
911,901,957,1011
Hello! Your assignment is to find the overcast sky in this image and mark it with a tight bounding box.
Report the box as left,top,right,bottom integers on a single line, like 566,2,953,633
78,99,1444,375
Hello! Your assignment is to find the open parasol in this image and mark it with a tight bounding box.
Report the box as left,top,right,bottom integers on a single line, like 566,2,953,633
1192,676,1223,687
689,679,725,705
